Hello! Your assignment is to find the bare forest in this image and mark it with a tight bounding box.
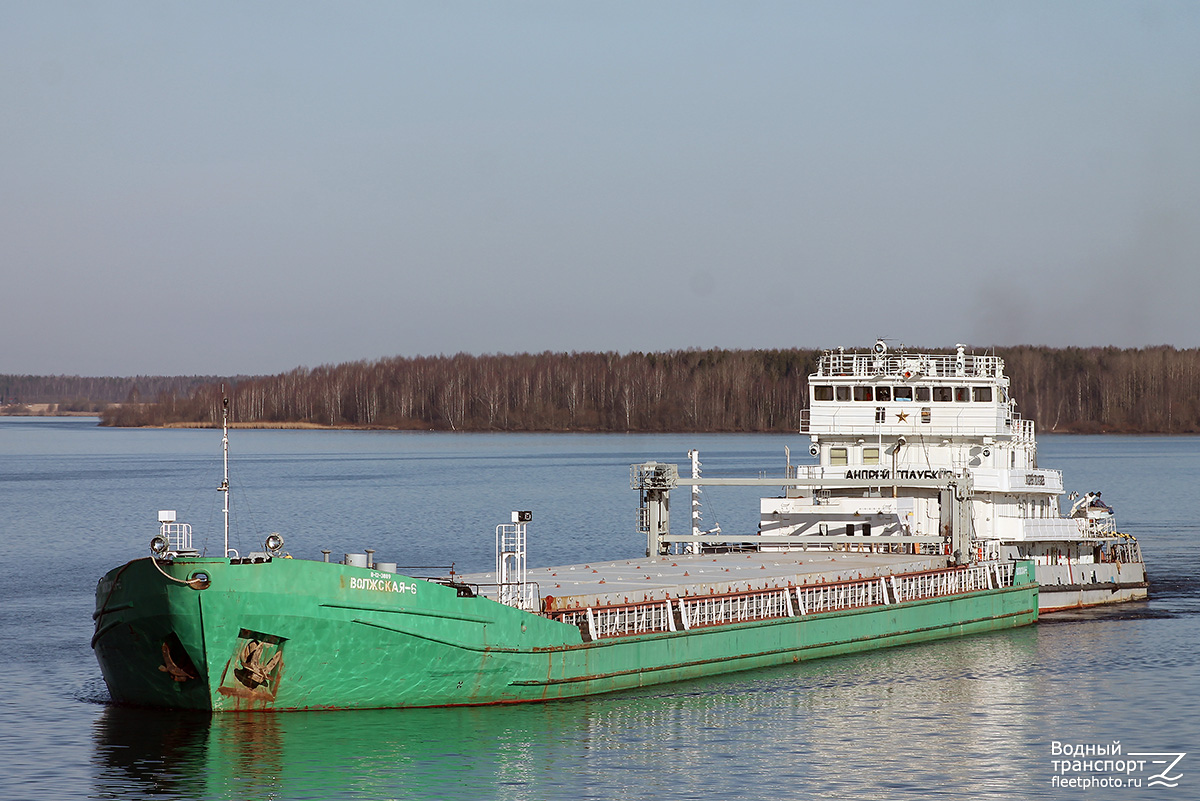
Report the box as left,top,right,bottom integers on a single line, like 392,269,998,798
1,375,225,415
92,346,1200,434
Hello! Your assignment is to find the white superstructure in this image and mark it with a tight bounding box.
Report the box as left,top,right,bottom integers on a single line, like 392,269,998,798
758,341,1147,612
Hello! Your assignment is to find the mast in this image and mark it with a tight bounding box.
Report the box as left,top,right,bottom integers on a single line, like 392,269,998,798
219,392,231,557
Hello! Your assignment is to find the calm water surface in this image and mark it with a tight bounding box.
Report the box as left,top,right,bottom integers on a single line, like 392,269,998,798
1,418,1197,800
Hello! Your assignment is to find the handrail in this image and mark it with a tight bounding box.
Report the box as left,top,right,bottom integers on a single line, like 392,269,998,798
817,352,1005,379
550,562,1017,640
476,581,541,609
161,521,195,554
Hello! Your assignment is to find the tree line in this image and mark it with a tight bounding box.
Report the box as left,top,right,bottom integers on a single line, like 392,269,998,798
1002,345,1200,433
0,374,228,412
91,346,1200,434
98,350,817,431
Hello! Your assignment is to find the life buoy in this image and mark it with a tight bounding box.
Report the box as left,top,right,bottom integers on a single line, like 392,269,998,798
902,370,913,379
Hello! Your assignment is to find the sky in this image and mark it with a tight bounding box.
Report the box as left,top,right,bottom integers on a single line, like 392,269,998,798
3,1,1199,377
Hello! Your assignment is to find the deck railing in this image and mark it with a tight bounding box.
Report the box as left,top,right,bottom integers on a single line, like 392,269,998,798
551,562,1018,641
161,521,194,554
1107,538,1142,565
1012,417,1036,441
1079,515,1118,537
684,588,795,627
817,352,1005,380
891,562,1003,602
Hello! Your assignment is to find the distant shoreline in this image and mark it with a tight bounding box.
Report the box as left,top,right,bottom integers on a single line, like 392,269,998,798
2,404,1193,435
12,346,1200,434
162,421,345,430
2,412,1186,435
0,404,102,417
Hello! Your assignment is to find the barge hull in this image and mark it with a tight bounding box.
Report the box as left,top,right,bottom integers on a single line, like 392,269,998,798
94,557,1037,712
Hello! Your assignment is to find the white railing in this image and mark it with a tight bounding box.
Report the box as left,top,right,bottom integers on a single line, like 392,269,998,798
556,602,676,641
1080,515,1118,536
591,602,674,638
1108,538,1142,565
795,576,888,614
684,588,794,627
890,563,1002,602
818,352,1004,380
1012,417,1036,441
161,521,194,554
552,563,1018,640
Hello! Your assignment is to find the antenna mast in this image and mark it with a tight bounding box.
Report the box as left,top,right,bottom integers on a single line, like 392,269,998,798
219,390,231,557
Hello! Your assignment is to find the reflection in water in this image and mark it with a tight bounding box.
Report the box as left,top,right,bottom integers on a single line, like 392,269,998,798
92,707,212,799
92,629,1058,800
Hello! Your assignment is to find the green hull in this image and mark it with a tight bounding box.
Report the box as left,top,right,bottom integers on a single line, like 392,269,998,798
93,557,1038,712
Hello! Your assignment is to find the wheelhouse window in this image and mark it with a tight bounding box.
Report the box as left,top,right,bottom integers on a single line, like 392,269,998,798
932,386,952,402
893,386,913,402
876,386,892,402
954,387,970,402
853,387,873,402
915,386,931,402
863,447,880,465
813,385,834,401
830,447,848,466
973,386,993,402
836,386,851,401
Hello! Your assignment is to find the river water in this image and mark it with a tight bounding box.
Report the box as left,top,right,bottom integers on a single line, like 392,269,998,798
1,418,1196,800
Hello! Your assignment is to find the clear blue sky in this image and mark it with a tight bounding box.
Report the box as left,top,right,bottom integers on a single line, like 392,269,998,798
3,1,1198,376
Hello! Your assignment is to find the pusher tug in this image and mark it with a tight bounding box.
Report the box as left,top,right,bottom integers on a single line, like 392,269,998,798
93,394,1037,712
768,341,1147,613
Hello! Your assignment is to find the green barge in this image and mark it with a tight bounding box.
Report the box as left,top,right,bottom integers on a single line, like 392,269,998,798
92,414,1038,711
93,524,1037,712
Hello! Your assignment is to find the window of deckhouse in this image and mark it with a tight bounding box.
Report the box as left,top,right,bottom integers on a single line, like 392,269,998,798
875,407,886,423
876,386,891,402
921,407,931,423
973,387,992,402
853,387,873,402
894,386,913,401
830,447,848,466
915,386,931,402
863,447,880,465
954,387,970,402
813,385,834,401
932,387,952,402
836,386,851,401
